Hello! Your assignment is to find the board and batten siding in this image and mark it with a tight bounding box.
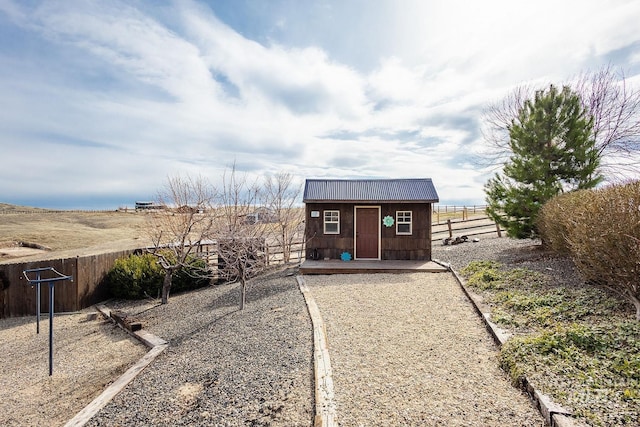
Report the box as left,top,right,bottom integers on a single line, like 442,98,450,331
305,202,433,261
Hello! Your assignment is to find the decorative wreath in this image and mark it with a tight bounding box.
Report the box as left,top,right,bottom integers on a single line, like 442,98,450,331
340,252,352,261
383,215,395,227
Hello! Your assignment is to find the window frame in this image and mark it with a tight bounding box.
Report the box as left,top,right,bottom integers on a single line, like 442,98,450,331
396,210,412,235
323,210,340,234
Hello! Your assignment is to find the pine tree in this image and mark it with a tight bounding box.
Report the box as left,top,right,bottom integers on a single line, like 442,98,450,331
485,85,602,238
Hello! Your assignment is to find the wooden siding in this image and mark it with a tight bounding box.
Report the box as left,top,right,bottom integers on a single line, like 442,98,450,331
0,249,137,318
305,202,432,261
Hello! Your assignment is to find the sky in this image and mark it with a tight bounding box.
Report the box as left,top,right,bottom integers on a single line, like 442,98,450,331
1,0,640,209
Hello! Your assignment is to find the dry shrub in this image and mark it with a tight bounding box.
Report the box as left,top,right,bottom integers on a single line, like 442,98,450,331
537,190,595,254
545,181,640,320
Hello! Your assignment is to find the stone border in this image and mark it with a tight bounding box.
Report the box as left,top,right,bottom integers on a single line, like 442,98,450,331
434,260,588,427
296,275,337,427
63,305,169,427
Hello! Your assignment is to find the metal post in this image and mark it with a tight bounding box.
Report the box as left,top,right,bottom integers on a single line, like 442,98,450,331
36,271,41,334
49,281,54,376
22,267,72,376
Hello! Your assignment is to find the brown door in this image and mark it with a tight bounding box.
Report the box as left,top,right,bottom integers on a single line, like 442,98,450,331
356,207,379,259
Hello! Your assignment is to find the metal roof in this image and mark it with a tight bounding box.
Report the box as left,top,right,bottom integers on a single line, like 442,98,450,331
303,178,439,203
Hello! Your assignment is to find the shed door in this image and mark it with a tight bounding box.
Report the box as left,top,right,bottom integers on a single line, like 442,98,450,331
355,207,379,259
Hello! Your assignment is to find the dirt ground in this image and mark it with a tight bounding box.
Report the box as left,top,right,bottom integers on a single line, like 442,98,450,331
0,310,147,427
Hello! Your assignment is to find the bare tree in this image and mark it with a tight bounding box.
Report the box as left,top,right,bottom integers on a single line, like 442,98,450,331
480,65,640,179
211,166,267,310
263,172,304,263
573,65,640,178
146,174,216,304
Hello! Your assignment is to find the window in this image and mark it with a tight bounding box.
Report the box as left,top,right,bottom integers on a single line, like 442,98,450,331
396,211,412,235
324,210,340,234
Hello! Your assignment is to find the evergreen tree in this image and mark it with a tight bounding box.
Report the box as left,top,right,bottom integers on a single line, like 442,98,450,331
485,85,602,238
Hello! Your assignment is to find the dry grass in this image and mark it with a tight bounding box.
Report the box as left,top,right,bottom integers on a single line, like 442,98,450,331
0,204,148,259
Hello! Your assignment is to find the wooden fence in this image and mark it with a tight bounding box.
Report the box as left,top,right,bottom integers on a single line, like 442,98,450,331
265,241,305,265
0,240,305,319
432,205,488,224
0,249,138,319
432,216,503,242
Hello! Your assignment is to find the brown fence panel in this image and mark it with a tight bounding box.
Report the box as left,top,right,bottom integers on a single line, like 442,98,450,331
0,249,139,319
76,249,138,309
0,258,78,318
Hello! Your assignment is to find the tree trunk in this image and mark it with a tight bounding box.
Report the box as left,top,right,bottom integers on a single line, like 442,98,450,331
161,269,173,304
282,228,289,263
632,295,640,321
240,276,246,310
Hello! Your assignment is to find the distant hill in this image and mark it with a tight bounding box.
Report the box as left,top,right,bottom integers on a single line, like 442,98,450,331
0,203,48,212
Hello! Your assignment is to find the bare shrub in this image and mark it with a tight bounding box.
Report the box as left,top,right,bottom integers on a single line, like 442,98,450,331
560,181,640,320
537,190,594,254
262,172,304,263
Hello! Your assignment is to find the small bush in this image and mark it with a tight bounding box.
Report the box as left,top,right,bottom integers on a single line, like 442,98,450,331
107,253,164,299
537,190,594,254
107,252,210,299
571,182,640,320
171,255,210,293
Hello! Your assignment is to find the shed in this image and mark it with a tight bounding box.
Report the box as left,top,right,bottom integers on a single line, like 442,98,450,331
303,178,439,261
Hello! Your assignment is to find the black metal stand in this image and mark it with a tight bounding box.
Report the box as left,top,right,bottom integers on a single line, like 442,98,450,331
23,267,73,376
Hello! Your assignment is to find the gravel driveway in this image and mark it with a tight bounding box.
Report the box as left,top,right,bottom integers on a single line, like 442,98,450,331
304,272,544,426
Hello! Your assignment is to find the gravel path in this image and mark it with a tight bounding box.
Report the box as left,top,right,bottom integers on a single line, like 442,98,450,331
86,267,313,427
304,272,544,426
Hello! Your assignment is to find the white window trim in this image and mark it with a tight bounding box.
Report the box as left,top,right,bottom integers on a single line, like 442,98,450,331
396,210,412,235
324,210,340,234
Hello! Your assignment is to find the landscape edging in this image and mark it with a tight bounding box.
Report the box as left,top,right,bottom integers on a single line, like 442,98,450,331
296,275,337,427
434,259,588,427
63,304,169,427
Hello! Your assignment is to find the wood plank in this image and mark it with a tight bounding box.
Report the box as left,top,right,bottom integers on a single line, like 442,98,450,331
64,344,168,427
297,276,337,427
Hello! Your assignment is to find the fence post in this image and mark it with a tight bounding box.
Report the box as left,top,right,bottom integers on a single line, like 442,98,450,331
495,222,502,238
447,219,453,238
75,256,80,311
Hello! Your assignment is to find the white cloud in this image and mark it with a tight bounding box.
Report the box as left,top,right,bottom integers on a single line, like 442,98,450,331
0,0,639,207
